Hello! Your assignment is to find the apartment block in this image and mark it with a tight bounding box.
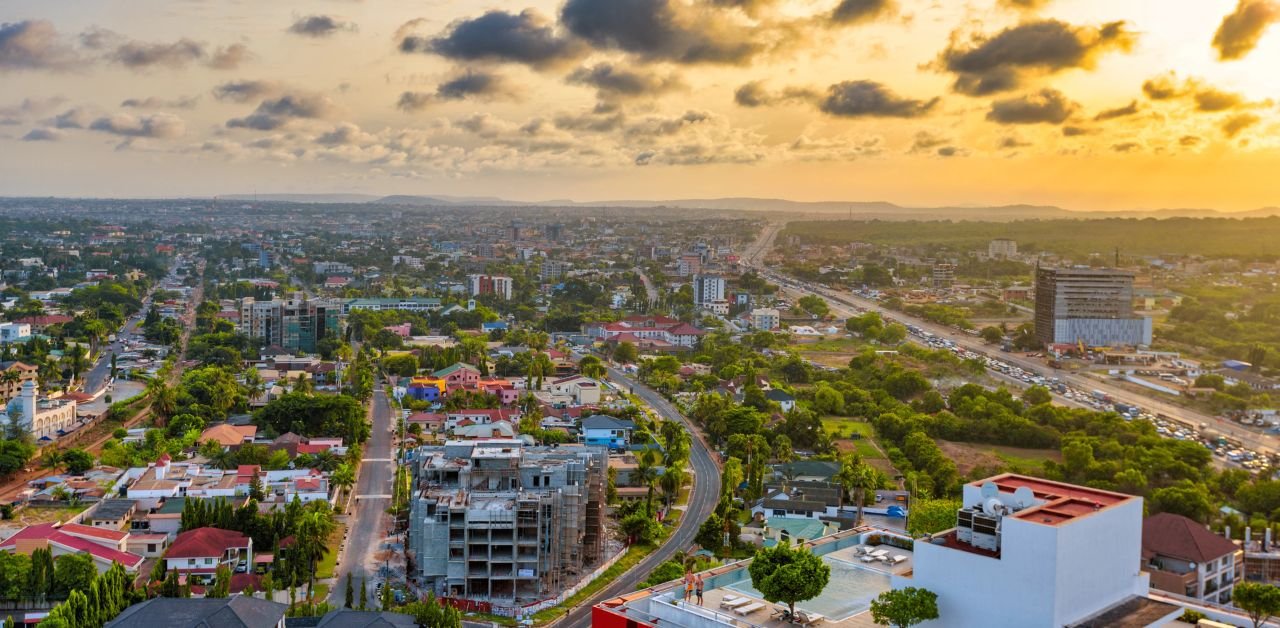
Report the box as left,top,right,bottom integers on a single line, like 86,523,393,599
989,238,1018,258
406,440,607,603
693,274,726,306
239,296,341,353
1034,267,1152,347
468,274,514,300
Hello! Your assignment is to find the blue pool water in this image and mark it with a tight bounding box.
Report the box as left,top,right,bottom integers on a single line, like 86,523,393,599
724,557,891,621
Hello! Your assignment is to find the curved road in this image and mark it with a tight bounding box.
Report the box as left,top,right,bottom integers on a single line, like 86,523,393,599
555,368,721,628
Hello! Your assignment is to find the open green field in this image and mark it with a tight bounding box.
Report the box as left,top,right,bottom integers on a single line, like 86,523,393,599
822,417,884,459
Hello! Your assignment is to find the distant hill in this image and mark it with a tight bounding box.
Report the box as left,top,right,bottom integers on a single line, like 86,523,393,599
222,193,383,204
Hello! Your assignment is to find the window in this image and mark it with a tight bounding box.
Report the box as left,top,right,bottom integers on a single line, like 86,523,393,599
148,544,156,553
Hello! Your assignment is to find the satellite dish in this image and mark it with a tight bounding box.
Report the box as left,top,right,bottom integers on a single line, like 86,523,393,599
980,482,999,501
1013,487,1036,509
983,498,1003,517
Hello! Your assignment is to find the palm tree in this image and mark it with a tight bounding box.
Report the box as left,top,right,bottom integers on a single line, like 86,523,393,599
659,465,685,507
296,507,336,597
148,379,177,421
634,448,660,516
64,344,88,388
837,455,879,526
331,463,356,502
243,368,264,404
83,320,108,356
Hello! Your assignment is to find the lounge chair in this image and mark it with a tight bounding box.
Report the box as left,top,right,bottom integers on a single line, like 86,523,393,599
859,554,877,563
735,602,766,616
870,549,889,558
720,597,751,610
889,555,908,565
793,611,826,626
770,606,792,620
856,545,873,555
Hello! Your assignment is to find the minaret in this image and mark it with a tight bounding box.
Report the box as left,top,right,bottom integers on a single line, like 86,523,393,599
19,379,36,432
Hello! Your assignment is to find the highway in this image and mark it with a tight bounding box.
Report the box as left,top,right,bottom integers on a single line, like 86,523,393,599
744,225,1277,457
329,380,396,607
554,367,721,628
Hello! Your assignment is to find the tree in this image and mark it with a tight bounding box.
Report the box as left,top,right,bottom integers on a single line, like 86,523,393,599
1234,582,1280,628
579,355,607,380
748,541,830,617
52,554,96,598
208,564,231,598
907,498,962,537
332,463,356,501
633,449,660,516
402,593,462,628
358,576,368,610
837,455,878,525
613,341,638,364
1150,482,1214,523
1021,385,1052,407
60,448,94,475
870,587,940,628
979,326,1004,344
344,573,354,608
620,511,664,545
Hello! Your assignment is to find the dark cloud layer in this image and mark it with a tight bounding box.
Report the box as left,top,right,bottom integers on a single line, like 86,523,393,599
1222,112,1260,137
560,0,765,65
0,20,81,71
938,19,1135,95
1213,0,1280,61
437,69,517,100
22,128,61,141
109,38,204,69
986,88,1079,124
817,80,937,118
830,0,894,25
213,80,283,102
121,95,200,109
227,93,332,130
1141,73,1255,112
567,63,683,98
288,15,356,38
89,113,185,138
403,9,584,69
1093,100,1140,121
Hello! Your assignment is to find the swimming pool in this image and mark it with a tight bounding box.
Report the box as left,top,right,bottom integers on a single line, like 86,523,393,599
723,557,891,621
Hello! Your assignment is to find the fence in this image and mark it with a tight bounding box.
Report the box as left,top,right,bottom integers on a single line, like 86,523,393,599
458,543,632,619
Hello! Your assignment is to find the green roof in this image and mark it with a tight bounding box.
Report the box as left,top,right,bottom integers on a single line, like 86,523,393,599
433,362,479,377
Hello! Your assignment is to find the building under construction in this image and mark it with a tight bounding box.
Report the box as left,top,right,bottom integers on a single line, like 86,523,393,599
406,440,607,603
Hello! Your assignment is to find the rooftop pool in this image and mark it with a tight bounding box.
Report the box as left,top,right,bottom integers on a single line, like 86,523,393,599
722,556,891,621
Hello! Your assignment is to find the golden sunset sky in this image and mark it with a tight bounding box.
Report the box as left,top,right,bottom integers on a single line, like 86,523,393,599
2,0,1279,209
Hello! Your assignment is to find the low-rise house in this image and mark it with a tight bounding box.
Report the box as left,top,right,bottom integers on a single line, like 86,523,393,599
164,527,253,583
199,424,258,448
432,362,481,388
765,389,796,412
126,533,171,558
1142,512,1242,606
105,596,287,628
549,375,602,405
444,408,522,430
580,415,635,449
86,498,138,531
0,522,144,573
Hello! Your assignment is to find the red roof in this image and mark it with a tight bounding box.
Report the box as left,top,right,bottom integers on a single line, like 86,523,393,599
296,443,331,455
15,315,74,326
666,323,705,336
166,527,250,559
236,465,262,478
1143,513,1239,563
0,523,142,568
60,522,128,542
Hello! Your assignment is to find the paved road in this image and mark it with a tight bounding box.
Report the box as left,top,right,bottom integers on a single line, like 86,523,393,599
329,382,396,607
82,302,148,395
746,224,1277,456
555,369,721,628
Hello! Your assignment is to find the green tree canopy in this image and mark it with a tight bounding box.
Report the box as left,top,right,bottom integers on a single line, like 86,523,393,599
870,587,940,628
747,541,831,616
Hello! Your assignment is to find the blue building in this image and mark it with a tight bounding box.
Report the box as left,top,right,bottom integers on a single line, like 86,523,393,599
580,415,635,449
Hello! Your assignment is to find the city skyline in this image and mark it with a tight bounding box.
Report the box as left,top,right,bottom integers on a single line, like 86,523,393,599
3,0,1280,210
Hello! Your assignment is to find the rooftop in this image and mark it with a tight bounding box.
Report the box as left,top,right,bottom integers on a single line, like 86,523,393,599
105,596,287,628
975,473,1133,527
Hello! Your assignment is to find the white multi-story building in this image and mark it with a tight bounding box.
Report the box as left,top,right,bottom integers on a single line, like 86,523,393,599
989,238,1018,258
897,473,1177,628
0,322,31,342
693,274,726,306
750,308,780,330
313,261,354,275
3,380,77,440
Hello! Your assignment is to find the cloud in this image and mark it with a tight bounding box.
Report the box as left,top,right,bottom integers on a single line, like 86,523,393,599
1194,87,1244,112
436,69,519,100
89,112,185,138
1213,0,1280,61
937,19,1135,95
397,91,434,112
707,0,780,17
50,107,92,129
1093,100,1140,121
999,135,1031,148
830,0,895,25
21,127,61,141
402,9,584,69
1222,112,1260,137
733,80,819,107
208,43,250,70
624,110,711,138
999,0,1052,9
315,122,375,146
1179,135,1202,146
0,20,82,71
0,96,67,123
109,38,205,69
554,108,626,133
986,88,1079,124
1062,125,1095,136
1142,73,1256,112
121,95,200,109
1111,141,1141,153
908,130,949,153
288,15,356,38
567,63,683,99
226,93,334,130
817,80,938,118
560,0,774,65
936,145,964,157
213,80,283,102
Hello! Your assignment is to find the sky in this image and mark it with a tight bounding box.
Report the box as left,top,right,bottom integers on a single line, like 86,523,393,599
2,0,1280,210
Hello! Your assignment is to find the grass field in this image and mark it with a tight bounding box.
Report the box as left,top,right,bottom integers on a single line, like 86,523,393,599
937,440,1061,476
822,417,886,460
315,522,347,580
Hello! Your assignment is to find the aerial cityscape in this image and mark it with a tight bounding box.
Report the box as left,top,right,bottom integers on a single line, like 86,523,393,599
4,1,1280,628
